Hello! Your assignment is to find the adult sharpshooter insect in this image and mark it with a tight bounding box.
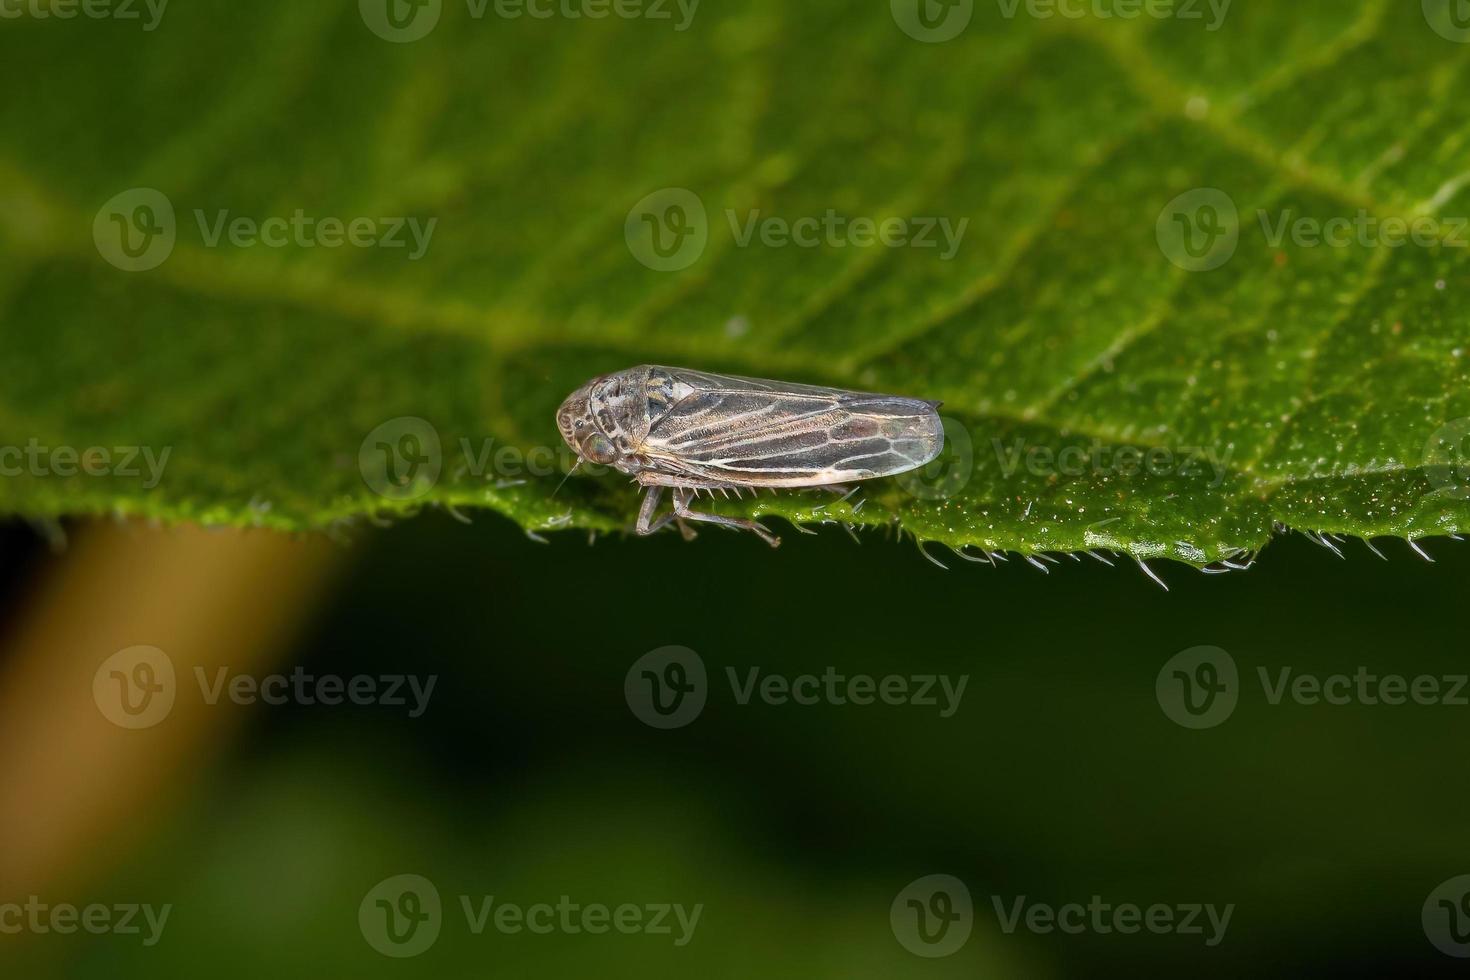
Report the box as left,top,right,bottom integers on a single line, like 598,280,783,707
556,365,944,547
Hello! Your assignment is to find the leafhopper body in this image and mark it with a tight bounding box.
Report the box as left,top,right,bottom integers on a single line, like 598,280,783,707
556,365,944,547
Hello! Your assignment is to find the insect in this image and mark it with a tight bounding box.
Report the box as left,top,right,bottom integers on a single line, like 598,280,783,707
556,365,944,547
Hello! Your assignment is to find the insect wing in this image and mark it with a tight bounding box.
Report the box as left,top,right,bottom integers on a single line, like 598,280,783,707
642,368,943,487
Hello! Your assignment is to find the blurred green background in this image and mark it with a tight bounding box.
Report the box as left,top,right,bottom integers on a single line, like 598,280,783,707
3,0,1470,976
3,517,1469,976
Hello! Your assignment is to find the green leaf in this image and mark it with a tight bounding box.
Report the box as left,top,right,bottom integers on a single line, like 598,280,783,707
2,0,1468,565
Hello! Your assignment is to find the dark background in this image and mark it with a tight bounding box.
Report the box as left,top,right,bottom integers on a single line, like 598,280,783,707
3,516,1466,976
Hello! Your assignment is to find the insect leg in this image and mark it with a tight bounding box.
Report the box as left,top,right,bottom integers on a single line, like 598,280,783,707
672,487,781,548
636,486,671,535
635,486,697,541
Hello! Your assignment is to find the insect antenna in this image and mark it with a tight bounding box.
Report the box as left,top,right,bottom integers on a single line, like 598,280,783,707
552,458,583,498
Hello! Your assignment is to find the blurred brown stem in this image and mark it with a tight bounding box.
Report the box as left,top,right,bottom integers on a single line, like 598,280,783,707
0,522,342,899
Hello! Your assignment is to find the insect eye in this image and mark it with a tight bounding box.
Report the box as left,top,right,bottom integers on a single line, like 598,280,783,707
582,434,617,464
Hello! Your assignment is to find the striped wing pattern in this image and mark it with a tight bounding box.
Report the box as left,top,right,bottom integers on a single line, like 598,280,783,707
641,367,944,488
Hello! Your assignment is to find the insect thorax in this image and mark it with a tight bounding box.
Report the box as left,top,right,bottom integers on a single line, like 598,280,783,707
584,366,653,459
